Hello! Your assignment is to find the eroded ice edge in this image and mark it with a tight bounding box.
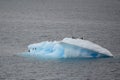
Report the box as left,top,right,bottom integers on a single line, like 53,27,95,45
21,38,113,59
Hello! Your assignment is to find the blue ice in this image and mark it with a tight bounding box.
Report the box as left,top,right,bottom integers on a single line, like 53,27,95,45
25,38,113,58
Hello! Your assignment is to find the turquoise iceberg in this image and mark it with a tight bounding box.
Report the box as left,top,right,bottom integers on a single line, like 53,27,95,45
26,38,113,58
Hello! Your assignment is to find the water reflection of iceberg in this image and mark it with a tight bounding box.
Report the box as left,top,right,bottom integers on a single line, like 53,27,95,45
27,38,113,58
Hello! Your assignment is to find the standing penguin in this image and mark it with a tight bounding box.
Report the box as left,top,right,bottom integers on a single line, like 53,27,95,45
72,36,84,40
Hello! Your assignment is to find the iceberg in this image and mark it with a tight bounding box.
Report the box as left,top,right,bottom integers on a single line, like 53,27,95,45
26,38,113,58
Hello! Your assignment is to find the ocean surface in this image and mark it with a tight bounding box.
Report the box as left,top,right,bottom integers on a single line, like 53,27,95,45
0,55,120,80
0,0,120,80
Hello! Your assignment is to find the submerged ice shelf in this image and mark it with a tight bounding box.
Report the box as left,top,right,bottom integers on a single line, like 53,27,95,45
24,38,113,58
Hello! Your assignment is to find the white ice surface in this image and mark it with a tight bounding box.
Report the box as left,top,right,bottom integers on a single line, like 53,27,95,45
62,38,113,56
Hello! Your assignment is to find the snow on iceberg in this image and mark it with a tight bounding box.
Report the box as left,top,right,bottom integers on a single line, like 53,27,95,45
26,38,113,58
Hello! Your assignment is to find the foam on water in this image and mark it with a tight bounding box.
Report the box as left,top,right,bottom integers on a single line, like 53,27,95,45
24,38,113,59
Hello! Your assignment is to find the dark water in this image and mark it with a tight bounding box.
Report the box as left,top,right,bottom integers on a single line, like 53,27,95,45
0,55,120,80
0,0,120,80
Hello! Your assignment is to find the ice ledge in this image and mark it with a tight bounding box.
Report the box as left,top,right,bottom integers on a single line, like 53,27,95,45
62,38,113,57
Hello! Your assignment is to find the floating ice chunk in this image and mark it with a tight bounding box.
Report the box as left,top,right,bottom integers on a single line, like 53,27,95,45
27,38,113,58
